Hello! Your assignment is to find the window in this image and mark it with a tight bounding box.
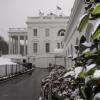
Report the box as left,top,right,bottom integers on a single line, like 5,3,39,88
33,29,37,36
45,29,50,37
60,31,64,36
58,29,65,36
33,43,38,53
45,43,50,53
71,44,73,56
57,43,60,49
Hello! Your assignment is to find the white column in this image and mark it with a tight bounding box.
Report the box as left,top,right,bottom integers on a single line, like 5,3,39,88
9,36,11,54
13,38,16,54
24,36,26,56
16,37,18,54
18,36,20,55
12,37,14,54
15,38,17,54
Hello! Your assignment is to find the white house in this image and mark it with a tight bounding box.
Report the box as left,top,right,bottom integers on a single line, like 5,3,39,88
8,14,69,68
26,14,68,68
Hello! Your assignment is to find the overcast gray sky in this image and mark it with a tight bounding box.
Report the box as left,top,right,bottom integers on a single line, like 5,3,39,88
0,0,75,41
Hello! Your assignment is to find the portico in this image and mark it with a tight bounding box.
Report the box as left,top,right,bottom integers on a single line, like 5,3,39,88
8,28,27,56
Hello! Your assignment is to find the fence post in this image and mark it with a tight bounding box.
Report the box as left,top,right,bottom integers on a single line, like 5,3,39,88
11,64,13,75
18,64,20,72
16,64,17,73
5,65,7,76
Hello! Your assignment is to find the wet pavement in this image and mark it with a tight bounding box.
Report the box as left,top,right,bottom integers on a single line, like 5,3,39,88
0,68,49,100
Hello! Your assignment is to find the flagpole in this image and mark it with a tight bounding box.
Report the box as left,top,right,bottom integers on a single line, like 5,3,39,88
56,6,62,16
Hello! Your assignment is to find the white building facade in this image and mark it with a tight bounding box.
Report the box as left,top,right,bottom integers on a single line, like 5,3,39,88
64,0,85,70
64,0,98,70
26,14,68,68
9,14,69,68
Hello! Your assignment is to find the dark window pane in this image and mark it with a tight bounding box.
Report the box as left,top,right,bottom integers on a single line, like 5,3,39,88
45,43,50,53
33,43,38,53
33,29,37,36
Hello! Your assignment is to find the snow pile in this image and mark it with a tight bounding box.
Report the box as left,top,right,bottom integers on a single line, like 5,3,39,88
0,57,16,65
82,42,92,47
93,93,100,100
75,67,83,78
63,71,75,77
86,64,96,72
72,54,77,60
93,70,100,78
82,48,90,54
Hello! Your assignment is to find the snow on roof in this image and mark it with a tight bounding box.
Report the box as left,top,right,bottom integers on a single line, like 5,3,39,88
0,57,16,65
93,69,100,78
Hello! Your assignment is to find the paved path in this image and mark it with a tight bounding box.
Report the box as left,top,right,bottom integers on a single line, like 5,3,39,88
0,68,49,100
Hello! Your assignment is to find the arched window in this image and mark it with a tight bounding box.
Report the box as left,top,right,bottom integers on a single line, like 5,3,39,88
58,29,65,36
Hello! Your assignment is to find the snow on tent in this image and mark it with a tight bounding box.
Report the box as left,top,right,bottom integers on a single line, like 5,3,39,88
0,57,16,65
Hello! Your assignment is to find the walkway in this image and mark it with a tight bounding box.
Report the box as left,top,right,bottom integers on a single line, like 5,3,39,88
0,68,49,100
